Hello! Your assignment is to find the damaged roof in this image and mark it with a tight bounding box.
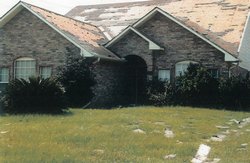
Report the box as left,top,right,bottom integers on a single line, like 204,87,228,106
1,2,120,60
66,0,250,55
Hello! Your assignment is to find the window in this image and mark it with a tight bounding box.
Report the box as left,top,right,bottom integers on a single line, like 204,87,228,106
0,68,9,83
208,69,219,78
158,70,170,81
40,66,52,79
175,61,198,77
15,57,36,80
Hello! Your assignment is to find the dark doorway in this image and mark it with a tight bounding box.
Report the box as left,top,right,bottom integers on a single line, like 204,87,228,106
124,55,147,105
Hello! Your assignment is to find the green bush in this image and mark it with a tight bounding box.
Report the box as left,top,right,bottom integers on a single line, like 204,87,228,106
57,55,95,107
147,80,175,106
1,77,66,114
175,64,220,106
219,74,250,109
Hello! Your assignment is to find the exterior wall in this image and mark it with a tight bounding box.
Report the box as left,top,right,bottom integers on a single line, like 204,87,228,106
0,8,80,82
239,13,250,71
108,12,230,80
90,60,126,107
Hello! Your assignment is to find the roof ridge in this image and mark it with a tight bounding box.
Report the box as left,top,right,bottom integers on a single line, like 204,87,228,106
21,1,100,29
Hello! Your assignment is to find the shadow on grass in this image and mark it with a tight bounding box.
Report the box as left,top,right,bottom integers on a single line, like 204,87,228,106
0,108,74,117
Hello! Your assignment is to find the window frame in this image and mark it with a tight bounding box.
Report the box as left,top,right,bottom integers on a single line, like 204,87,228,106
208,68,219,78
158,69,171,82
39,66,52,79
0,67,10,83
14,57,36,80
175,61,198,77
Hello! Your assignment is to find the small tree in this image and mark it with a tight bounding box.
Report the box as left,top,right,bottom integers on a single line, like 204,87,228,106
57,55,95,107
2,77,66,114
175,64,220,106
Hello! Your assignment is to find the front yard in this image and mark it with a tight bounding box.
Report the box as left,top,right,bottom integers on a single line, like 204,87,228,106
0,107,250,162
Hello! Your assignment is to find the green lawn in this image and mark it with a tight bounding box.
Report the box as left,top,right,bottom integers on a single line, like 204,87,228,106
0,107,250,163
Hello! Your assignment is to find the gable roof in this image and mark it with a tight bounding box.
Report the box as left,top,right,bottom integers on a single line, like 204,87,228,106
105,26,164,50
0,2,121,61
67,0,250,57
105,7,238,62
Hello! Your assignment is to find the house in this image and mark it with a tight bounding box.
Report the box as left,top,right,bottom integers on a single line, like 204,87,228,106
0,2,125,106
0,1,250,106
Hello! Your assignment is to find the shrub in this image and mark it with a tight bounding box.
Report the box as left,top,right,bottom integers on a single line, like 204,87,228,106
1,77,66,114
175,64,219,106
219,74,250,109
57,55,95,107
147,80,175,106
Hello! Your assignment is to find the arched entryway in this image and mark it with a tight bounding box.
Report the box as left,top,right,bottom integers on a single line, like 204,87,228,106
124,55,147,105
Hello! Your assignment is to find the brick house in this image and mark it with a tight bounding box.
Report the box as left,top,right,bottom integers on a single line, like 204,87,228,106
0,1,249,106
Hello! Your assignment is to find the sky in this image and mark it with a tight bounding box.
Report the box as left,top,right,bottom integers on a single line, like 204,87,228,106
0,0,147,17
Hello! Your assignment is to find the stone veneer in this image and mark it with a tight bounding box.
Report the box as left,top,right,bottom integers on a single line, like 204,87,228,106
108,12,231,80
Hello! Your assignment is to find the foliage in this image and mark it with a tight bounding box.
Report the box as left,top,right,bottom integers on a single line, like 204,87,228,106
146,64,250,110
147,80,175,106
219,73,250,109
175,64,220,106
1,77,66,114
57,55,95,107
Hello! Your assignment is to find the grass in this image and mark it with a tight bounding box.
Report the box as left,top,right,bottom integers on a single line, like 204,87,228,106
0,106,250,162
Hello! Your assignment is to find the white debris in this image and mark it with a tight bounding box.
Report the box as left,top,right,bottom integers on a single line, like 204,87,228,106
230,119,241,124
191,144,211,163
241,143,248,147
133,129,146,134
164,128,174,138
0,131,9,134
239,117,250,128
210,134,226,142
222,130,230,135
164,154,176,159
154,121,165,125
93,149,104,154
216,126,230,129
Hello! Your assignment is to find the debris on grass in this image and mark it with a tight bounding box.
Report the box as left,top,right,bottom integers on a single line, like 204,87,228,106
164,128,174,138
210,134,226,142
154,121,165,126
216,125,230,129
164,154,176,159
191,144,211,163
93,149,104,154
238,117,250,128
0,131,9,134
221,130,230,135
230,119,241,124
176,140,183,144
133,129,146,134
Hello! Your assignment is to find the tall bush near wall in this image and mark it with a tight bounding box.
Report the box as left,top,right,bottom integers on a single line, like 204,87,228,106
175,64,220,106
219,73,250,109
57,55,96,107
147,80,175,106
